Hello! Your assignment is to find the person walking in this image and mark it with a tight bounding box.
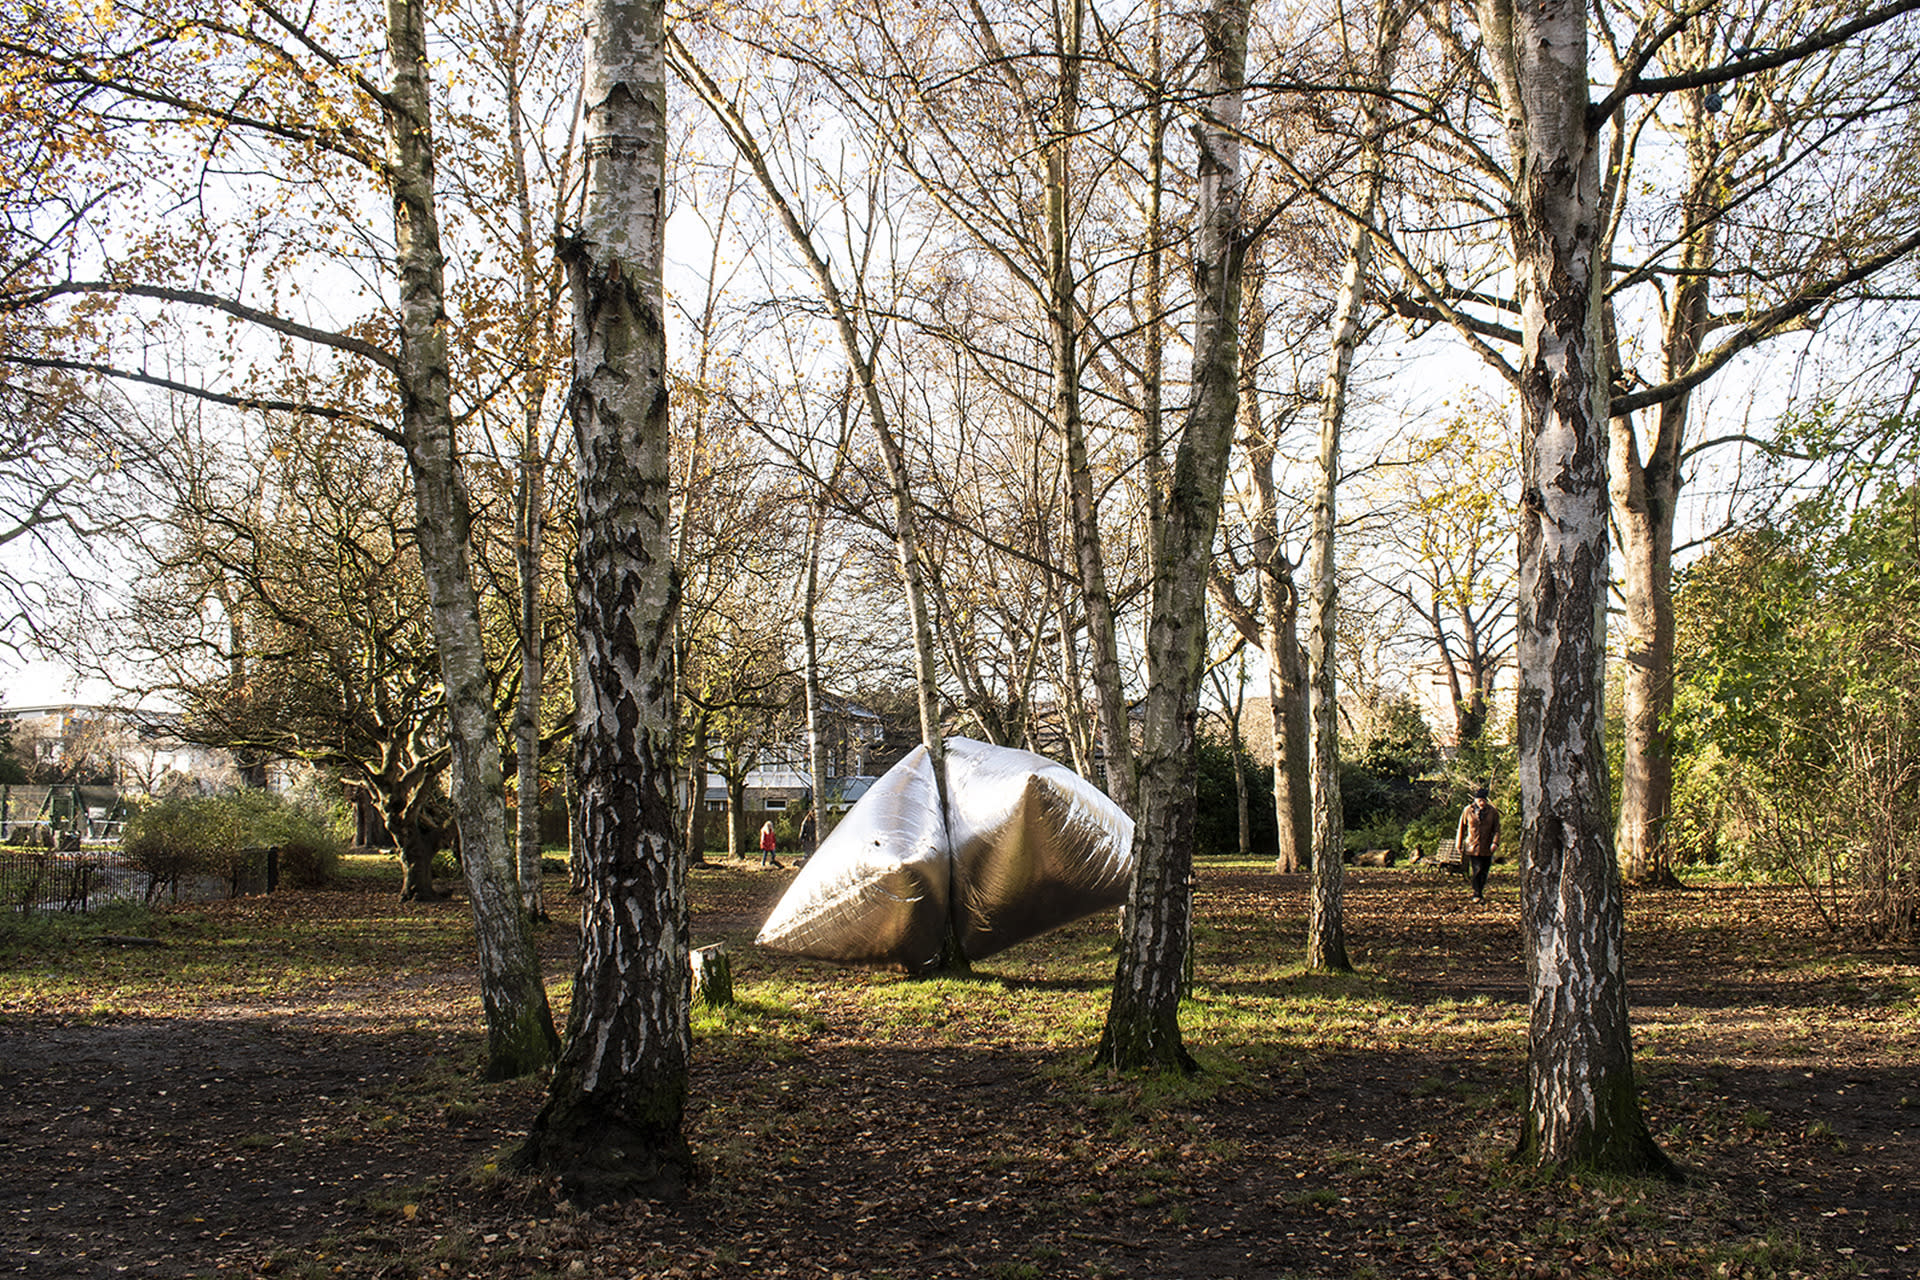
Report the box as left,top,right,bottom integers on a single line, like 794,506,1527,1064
1455,785,1500,902
758,819,780,868
798,807,817,863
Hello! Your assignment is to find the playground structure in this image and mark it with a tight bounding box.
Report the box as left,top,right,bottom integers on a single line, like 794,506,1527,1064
0,786,135,913
0,784,128,849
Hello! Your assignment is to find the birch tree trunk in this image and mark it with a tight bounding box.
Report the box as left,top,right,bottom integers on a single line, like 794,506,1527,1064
384,0,558,1080
1305,0,1402,973
504,0,559,922
802,486,832,840
1238,241,1310,873
1476,0,1671,1175
1044,0,1135,813
1095,0,1247,1072
518,0,694,1197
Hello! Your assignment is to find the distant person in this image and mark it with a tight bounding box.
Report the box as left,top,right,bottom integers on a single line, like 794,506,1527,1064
758,819,780,868
1455,785,1499,902
798,808,817,862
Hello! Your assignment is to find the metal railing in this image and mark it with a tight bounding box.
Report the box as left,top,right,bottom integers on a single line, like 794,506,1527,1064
0,849,136,913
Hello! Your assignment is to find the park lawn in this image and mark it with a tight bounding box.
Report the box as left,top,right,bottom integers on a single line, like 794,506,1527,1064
0,857,1914,1279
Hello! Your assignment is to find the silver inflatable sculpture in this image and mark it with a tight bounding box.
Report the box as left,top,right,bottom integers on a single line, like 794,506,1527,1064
757,737,1134,970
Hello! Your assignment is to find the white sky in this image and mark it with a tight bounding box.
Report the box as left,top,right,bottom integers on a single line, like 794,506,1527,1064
0,660,128,710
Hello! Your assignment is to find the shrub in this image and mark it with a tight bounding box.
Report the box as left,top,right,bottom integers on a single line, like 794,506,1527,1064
1196,736,1277,858
1344,811,1404,856
122,789,346,896
1401,812,1453,860
275,832,342,889
222,789,344,888
1674,484,1920,938
123,796,246,902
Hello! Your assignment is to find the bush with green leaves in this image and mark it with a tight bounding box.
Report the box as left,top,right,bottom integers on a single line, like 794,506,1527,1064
122,796,249,901
1195,735,1277,857
1336,696,1446,856
1673,482,1920,939
121,788,346,897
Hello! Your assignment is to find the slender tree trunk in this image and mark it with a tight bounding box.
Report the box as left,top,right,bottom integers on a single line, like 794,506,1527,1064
513,450,549,918
1265,614,1310,873
673,45,964,972
682,713,710,865
518,0,693,1197
384,0,557,1080
1139,0,1169,568
1305,0,1401,973
1613,475,1678,884
1095,0,1247,1072
1305,350,1350,972
1051,83,1135,811
1477,0,1671,1176
1611,66,1713,888
726,769,745,858
959,0,1134,810
803,491,831,838
1238,243,1310,874
1230,655,1250,856
1054,589,1096,777
505,12,555,922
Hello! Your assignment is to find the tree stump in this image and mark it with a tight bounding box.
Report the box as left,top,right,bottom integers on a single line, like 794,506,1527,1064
691,943,734,1009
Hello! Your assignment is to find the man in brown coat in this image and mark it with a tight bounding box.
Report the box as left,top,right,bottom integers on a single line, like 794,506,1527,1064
1455,785,1500,902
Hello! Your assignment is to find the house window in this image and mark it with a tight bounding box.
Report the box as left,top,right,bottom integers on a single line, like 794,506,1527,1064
705,799,725,812
764,798,787,811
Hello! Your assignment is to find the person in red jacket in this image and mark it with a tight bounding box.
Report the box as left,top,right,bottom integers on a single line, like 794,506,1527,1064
758,819,780,868
1455,785,1500,902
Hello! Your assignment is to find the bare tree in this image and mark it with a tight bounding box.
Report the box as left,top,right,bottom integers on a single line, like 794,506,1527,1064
2,0,561,1078
1095,0,1250,1072
1474,0,1670,1174
516,0,692,1198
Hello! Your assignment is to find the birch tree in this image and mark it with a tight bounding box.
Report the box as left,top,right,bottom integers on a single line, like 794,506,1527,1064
1210,235,1317,874
672,39,971,973
517,0,693,1196
749,0,1154,810
1474,0,1670,1173
386,0,561,1080
1095,0,1249,1072
440,0,581,921
1297,0,1405,973
3,0,561,1079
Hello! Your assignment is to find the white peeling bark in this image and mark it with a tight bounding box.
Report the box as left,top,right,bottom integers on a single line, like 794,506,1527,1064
383,0,557,1081
517,0,693,1199
1095,0,1247,1072
1477,0,1671,1176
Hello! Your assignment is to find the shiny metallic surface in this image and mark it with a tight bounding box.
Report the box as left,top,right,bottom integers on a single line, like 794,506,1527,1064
754,745,952,968
755,738,1134,968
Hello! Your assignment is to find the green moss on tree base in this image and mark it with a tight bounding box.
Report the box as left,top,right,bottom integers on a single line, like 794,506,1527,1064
483,1006,561,1082
1091,1006,1199,1075
514,1088,695,1203
1515,1070,1683,1183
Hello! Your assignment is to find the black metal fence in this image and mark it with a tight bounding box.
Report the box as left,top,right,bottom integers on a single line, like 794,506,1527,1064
0,849,140,913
